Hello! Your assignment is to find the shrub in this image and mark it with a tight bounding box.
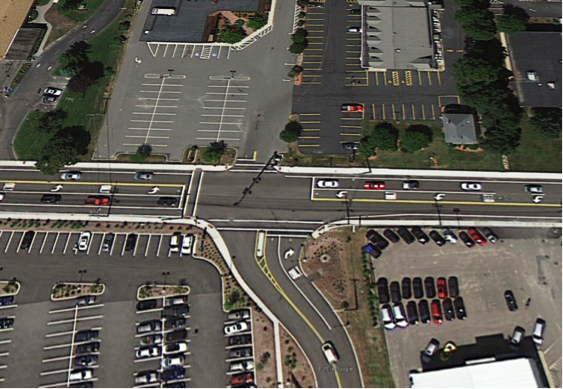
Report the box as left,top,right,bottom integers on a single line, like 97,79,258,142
279,121,302,143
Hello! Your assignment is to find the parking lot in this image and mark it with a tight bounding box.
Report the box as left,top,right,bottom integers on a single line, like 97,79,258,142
370,227,562,387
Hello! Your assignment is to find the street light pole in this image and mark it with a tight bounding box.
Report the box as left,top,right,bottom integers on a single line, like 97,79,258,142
233,151,282,206
161,271,170,292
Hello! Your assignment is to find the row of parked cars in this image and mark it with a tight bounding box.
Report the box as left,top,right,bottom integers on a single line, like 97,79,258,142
0,295,14,330
363,227,499,258
224,309,256,388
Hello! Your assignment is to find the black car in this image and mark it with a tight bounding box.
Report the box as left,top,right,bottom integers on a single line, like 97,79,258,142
411,227,429,244
137,299,157,311
165,317,186,329
365,229,389,250
166,329,188,342
401,278,412,300
448,276,459,298
376,278,390,304
228,334,252,346
418,300,430,324
74,355,98,367
504,290,518,311
459,231,475,248
396,227,415,244
429,230,446,246
0,296,14,306
406,301,419,325
413,277,424,299
308,2,323,7
383,229,400,243
390,281,401,303
125,234,138,252
424,277,436,299
162,366,185,381
75,342,100,354
454,296,467,320
341,142,358,150
228,347,253,359
443,298,455,321
349,8,361,14
158,197,179,207
75,330,99,342
482,227,498,244
162,304,190,318
0,318,14,329
20,231,35,250
41,194,61,204
102,233,114,252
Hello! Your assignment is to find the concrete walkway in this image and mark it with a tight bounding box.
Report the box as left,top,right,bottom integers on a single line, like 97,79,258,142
30,0,55,57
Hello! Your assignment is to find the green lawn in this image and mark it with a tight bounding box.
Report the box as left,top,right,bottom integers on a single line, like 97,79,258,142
55,0,106,23
13,111,51,160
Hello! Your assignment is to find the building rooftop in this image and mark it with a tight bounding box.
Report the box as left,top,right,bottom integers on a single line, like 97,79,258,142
442,113,478,144
0,0,35,59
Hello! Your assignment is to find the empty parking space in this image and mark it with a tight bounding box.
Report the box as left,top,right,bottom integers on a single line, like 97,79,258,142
147,43,229,61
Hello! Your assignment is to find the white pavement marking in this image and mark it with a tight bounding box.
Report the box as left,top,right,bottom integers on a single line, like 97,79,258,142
4,232,13,253
145,77,176,145
198,129,242,133
98,233,105,255
63,234,71,254
145,236,151,257
196,137,240,141
192,172,205,218
133,237,140,257
28,232,37,253
110,236,117,256
86,235,93,255
47,315,104,325
66,306,78,387
49,304,104,314
16,232,24,253
40,233,48,254
202,106,246,110
156,235,163,257
204,99,247,103
0,340,11,345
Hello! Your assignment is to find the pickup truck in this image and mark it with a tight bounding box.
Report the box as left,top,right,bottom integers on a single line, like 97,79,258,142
85,196,110,205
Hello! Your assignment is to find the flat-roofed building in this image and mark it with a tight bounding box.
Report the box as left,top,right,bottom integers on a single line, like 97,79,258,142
0,0,36,59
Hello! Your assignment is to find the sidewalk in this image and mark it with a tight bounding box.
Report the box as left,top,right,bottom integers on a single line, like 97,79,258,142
30,0,55,57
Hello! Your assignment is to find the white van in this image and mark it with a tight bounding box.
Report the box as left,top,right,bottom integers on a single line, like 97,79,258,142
152,7,176,15
384,192,397,200
532,318,546,345
99,185,112,194
321,342,339,364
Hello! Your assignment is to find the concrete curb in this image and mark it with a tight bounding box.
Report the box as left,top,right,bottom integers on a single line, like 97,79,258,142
0,281,21,297
50,282,106,302
0,161,231,172
136,284,190,300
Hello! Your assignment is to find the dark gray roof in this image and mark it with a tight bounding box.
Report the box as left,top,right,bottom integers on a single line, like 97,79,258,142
507,31,562,108
442,113,478,144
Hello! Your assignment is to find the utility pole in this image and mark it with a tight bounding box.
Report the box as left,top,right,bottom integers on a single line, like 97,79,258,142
433,199,443,226
233,151,283,206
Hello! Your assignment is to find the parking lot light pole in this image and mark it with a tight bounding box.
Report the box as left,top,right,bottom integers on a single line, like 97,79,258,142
161,271,170,293
78,270,87,291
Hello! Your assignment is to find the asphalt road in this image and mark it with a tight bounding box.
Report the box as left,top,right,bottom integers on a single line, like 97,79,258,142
0,0,128,160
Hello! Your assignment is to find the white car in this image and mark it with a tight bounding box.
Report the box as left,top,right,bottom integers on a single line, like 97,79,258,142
532,318,546,345
181,234,194,255
526,70,538,82
229,360,255,372
60,172,82,180
170,233,181,253
134,371,159,385
162,354,185,367
164,341,188,354
0,193,4,201
317,179,339,188
380,304,396,330
69,369,93,381
321,342,338,364
347,27,362,33
393,303,409,328
44,87,63,96
525,185,543,194
136,346,161,359
77,231,92,252
460,182,482,191
224,321,249,335
288,266,303,280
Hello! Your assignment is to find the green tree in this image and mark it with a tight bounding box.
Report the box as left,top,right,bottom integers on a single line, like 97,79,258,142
279,121,302,143
358,122,399,157
455,8,497,41
497,14,527,34
36,109,68,134
287,65,303,77
217,25,246,44
119,20,131,31
61,0,83,11
297,0,308,7
55,125,91,156
137,144,153,158
59,41,91,69
35,135,80,175
289,41,308,54
452,57,503,86
67,71,96,94
246,13,268,30
481,126,521,154
291,28,308,43
201,141,227,163
529,108,562,138
400,126,432,153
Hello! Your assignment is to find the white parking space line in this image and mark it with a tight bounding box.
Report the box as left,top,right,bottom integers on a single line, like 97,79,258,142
125,135,170,139
144,236,151,257
196,137,240,141
42,355,72,363
133,356,160,363
202,106,246,110
28,232,39,253
5,231,13,253
63,234,71,254
128,127,172,131
204,99,247,103
0,304,17,311
51,232,60,254
130,120,174,123
98,233,105,255
0,352,8,357
133,237,140,256
137,98,179,101
201,114,245,117
40,233,48,254
0,340,11,345
16,233,24,253
47,315,104,325
49,304,104,314
86,236,94,255
0,328,12,333
199,121,243,125
121,239,127,257
198,129,242,133
110,236,117,256
156,235,163,257
192,172,205,218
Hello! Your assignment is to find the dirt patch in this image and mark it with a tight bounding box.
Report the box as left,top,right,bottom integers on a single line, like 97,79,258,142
280,326,316,388
252,308,277,388
301,228,395,388
44,6,80,48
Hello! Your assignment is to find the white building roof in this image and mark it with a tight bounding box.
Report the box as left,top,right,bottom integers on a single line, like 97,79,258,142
410,358,544,388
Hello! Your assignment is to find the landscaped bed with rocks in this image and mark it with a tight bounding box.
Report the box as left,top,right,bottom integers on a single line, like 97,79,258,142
280,325,316,388
51,282,105,301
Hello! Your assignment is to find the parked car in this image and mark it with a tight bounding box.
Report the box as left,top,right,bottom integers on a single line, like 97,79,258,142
341,142,358,150
181,234,194,255
406,301,419,325
441,227,458,244
135,371,159,385
418,300,431,324
401,278,412,299
44,87,63,96
41,194,61,204
347,27,362,33
77,231,92,252
136,345,161,359
125,234,138,251
436,277,448,299
228,334,252,346
75,330,99,342
308,2,323,7
230,373,254,387
510,326,525,348
225,321,249,336
366,229,389,250
102,233,114,252
228,347,253,359
227,310,250,321
459,231,475,248
170,233,182,253
380,304,396,330
396,227,415,244
390,281,401,303
165,317,187,330
443,298,455,321
20,230,35,250
166,329,188,343
162,354,185,367
364,181,386,190
376,278,390,304
43,95,58,103
460,182,482,191
141,334,163,346
134,172,153,180
69,369,93,381
316,179,339,188
0,296,13,307
413,277,424,299
137,320,162,334
75,342,100,354
454,297,467,320
75,296,96,306
402,180,419,190
363,243,382,259
230,360,255,372
467,228,486,246
532,318,546,345
0,318,14,329
421,338,440,363
393,303,409,328
349,8,361,14
161,366,185,381
431,300,443,325
411,227,429,244
383,229,400,243
165,296,188,307
164,342,188,354
504,290,518,311
158,197,179,206
60,172,82,181
482,227,498,244
162,304,189,318
429,230,446,246
137,299,157,311
424,277,436,299
74,355,98,367
448,277,459,298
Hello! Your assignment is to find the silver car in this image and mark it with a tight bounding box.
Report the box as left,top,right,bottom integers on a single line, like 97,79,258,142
460,182,482,191
317,179,339,188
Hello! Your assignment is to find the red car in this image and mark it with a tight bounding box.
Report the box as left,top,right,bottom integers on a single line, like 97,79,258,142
437,277,448,299
85,196,110,206
364,181,385,190
431,299,443,325
341,104,363,112
230,373,254,386
467,228,486,246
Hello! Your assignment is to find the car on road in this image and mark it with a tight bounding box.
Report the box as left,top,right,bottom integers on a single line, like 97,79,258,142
141,334,163,346
228,334,252,346
504,290,518,311
383,229,400,243
448,277,459,298
102,233,114,252
431,300,443,325
43,95,58,103
158,197,179,206
443,298,455,321
468,228,486,246
413,277,424,299
316,179,339,188
225,321,249,335
162,304,190,318
0,318,14,329
402,180,419,190
288,266,303,280
0,193,4,201
137,299,157,311
363,243,382,259
390,281,401,303
524,185,543,194
510,326,525,348
44,87,63,96
228,347,253,359
74,355,98,367
69,369,93,381
134,172,153,180
421,339,440,363
341,103,363,111
482,227,498,244
364,181,385,190
162,354,185,367
429,230,446,246
401,278,412,299
20,230,35,250
347,27,362,33
125,234,138,252
418,300,431,324
396,227,415,244
366,229,389,250
532,318,546,345
165,317,186,330
437,277,448,299
166,329,188,343
380,304,396,330
459,231,475,247
75,330,99,342
181,234,194,255
393,303,409,328
136,345,161,359
137,320,162,334
441,227,458,244
75,296,96,306
84,196,110,206
424,277,436,299
321,341,339,364
75,342,100,354
135,370,159,385
460,182,482,191
41,194,61,204
228,310,250,321
164,342,188,354
406,301,419,325
77,231,92,252
60,172,82,181
230,373,254,387
454,296,467,320
376,278,390,304
411,227,429,244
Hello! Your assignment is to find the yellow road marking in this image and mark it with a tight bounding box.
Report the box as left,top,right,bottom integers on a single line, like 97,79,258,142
341,125,362,128
304,48,323,51
382,104,386,120
384,72,389,86
346,70,365,73
0,180,182,188
372,103,376,120
402,104,406,120
418,70,422,86
437,71,442,85
340,133,362,136
311,197,561,207
299,113,321,116
431,105,436,120
302,129,321,132
422,105,426,120
335,370,342,388
346,50,361,53
299,144,320,147
392,104,396,120
427,71,432,85
299,136,320,139
300,120,321,123
412,104,416,120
